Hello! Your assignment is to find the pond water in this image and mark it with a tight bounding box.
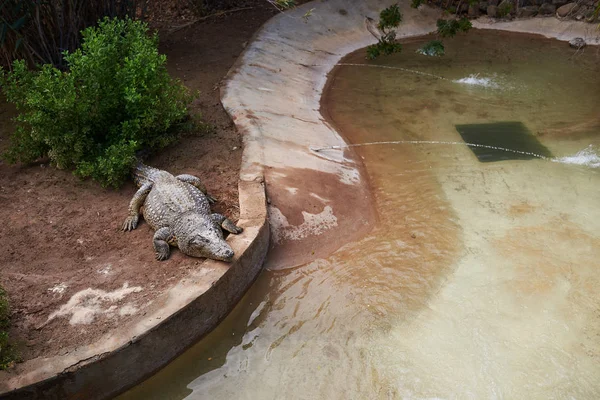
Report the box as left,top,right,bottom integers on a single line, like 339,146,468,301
120,30,600,399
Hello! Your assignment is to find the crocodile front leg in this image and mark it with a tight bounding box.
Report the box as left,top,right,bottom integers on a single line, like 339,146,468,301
176,174,216,204
212,213,243,234
122,182,153,231
153,227,175,261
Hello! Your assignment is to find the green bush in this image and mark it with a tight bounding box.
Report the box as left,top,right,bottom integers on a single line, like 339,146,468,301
1,17,192,188
417,40,445,56
436,17,472,38
367,40,403,59
378,4,403,30
367,4,403,60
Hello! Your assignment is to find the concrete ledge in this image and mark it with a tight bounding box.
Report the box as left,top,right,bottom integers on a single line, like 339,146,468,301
0,178,269,400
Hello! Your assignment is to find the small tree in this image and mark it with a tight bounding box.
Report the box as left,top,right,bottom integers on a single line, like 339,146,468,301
417,17,472,56
1,17,192,187
367,4,472,59
366,4,403,60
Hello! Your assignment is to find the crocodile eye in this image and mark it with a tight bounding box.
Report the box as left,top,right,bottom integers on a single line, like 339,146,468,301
190,236,209,246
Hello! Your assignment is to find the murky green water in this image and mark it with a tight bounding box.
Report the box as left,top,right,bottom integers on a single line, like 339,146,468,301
120,31,600,399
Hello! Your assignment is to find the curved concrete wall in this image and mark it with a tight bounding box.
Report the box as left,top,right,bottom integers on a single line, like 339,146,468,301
221,0,441,269
221,0,597,269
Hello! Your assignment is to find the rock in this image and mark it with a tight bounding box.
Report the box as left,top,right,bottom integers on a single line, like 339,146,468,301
487,4,498,16
538,3,556,14
551,0,568,7
468,4,480,16
569,37,586,49
479,1,489,12
488,0,499,6
498,0,514,15
556,2,579,17
517,5,539,16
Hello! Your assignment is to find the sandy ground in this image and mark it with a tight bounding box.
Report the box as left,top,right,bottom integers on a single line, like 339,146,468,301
0,2,277,365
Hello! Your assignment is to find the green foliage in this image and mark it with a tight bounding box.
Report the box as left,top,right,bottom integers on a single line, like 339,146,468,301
417,40,445,56
367,41,403,60
378,4,402,31
1,17,192,188
0,286,18,370
416,18,471,58
367,4,403,60
411,0,425,8
436,17,472,38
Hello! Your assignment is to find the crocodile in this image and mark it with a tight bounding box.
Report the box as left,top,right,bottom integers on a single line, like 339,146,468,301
121,163,243,262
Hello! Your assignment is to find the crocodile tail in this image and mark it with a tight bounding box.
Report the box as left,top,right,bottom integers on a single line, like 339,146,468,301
133,162,160,188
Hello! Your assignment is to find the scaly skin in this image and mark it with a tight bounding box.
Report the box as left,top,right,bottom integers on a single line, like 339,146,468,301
122,163,242,261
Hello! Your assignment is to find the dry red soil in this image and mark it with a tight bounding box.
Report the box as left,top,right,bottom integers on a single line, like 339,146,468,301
0,2,278,366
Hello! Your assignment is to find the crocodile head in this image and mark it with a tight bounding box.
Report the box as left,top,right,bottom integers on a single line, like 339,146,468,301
174,213,235,262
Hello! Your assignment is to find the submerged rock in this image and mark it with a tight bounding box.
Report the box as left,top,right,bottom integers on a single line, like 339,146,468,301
556,2,579,17
569,37,586,49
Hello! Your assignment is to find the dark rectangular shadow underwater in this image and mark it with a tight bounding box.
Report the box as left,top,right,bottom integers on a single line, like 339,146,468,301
456,122,553,162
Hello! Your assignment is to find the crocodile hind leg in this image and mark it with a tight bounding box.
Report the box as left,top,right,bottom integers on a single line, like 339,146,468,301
122,182,153,231
176,174,216,204
153,227,175,261
212,213,243,234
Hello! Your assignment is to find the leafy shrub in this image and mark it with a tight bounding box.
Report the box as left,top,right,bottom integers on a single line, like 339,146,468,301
416,18,471,57
417,40,445,56
367,4,403,60
378,4,403,30
436,17,472,38
1,17,192,187
367,40,403,59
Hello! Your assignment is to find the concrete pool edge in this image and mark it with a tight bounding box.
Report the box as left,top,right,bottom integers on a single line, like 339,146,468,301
0,178,269,399
219,0,439,270
219,0,597,270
